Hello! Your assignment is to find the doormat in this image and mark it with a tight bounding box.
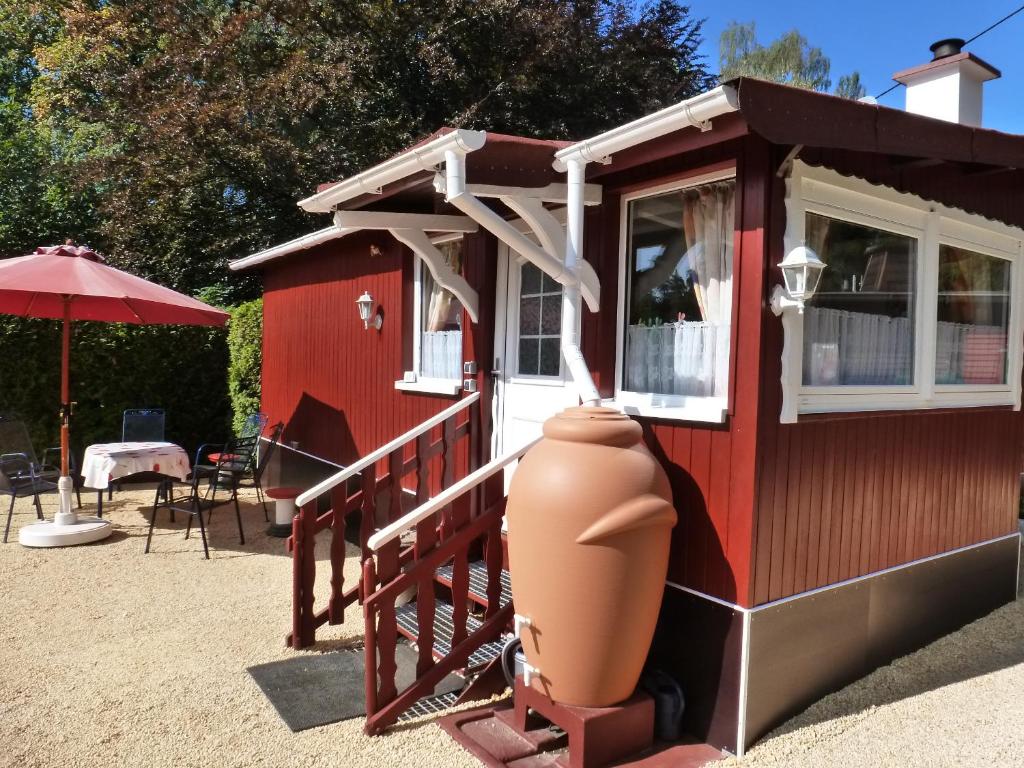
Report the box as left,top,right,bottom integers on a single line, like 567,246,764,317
248,643,464,732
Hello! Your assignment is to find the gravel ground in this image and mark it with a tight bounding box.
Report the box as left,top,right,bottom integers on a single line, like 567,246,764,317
1,490,1021,768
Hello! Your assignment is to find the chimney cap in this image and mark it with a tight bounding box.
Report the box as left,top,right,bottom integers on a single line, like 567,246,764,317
893,49,1000,84
930,38,966,60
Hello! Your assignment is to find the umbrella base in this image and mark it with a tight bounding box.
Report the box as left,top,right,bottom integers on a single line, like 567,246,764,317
19,517,112,548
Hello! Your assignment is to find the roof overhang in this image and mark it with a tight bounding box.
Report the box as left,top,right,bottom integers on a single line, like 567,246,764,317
229,225,355,272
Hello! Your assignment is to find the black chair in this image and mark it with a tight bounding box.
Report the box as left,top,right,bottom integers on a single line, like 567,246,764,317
109,408,167,500
234,421,284,521
0,414,81,509
145,470,239,559
2,455,58,543
122,408,166,442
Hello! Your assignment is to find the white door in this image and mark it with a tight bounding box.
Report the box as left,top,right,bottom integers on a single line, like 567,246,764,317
492,245,579,488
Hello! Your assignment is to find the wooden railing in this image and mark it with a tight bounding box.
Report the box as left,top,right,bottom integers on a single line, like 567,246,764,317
286,393,480,649
361,438,538,733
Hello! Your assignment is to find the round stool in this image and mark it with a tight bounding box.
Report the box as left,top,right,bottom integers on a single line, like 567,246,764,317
265,486,301,537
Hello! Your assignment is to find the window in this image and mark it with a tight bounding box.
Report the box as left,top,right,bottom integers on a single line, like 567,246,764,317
397,239,464,394
517,262,562,377
803,213,918,387
618,174,736,421
935,245,1011,386
780,162,1023,421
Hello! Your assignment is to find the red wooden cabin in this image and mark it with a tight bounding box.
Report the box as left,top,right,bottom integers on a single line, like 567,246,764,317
232,45,1023,756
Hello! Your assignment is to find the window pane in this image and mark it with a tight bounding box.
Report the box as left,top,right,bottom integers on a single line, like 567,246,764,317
519,296,541,335
541,293,562,334
802,213,917,386
539,338,561,376
935,245,1010,385
521,262,542,295
623,179,735,398
518,338,539,375
419,241,463,380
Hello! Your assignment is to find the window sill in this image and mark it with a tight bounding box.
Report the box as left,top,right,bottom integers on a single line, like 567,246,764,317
798,391,1018,416
394,379,462,396
607,395,728,424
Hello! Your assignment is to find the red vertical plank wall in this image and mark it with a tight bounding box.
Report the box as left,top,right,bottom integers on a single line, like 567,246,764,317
750,153,1024,606
261,231,481,467
586,136,772,606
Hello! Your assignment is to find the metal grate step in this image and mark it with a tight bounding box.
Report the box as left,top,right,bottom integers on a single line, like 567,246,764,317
395,600,506,669
397,690,462,722
436,561,512,609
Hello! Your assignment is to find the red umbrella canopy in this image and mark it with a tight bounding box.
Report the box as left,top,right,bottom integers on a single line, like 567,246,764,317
0,244,228,326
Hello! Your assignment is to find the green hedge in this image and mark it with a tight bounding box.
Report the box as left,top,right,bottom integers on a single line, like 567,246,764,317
0,316,231,460
228,299,263,434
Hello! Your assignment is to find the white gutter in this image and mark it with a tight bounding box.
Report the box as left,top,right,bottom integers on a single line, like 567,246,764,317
552,85,739,170
229,225,356,271
299,129,487,213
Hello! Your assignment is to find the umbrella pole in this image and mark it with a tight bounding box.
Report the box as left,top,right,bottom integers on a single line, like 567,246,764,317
55,297,76,525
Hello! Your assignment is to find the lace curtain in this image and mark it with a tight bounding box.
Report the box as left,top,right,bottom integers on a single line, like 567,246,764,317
420,241,463,380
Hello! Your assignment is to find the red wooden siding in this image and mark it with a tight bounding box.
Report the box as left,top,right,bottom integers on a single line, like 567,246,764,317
583,135,772,605
750,151,1024,606
262,230,494,472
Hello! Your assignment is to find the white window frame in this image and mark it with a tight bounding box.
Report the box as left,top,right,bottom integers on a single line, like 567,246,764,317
394,235,464,396
614,168,738,423
780,161,1024,421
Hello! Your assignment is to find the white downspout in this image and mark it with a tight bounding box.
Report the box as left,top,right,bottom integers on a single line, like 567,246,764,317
443,147,600,406
562,157,601,406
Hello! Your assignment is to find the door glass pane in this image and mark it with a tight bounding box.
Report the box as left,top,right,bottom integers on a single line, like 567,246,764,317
516,261,563,376
802,212,917,386
935,245,1010,385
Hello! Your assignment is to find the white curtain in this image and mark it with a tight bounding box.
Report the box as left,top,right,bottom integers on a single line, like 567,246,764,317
804,307,913,385
420,330,462,380
626,323,720,397
624,182,734,398
420,241,462,380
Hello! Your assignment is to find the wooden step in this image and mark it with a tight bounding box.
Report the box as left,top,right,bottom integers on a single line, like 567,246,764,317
395,601,506,670
436,561,512,610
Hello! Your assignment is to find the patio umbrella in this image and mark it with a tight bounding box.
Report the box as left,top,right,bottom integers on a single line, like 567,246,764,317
0,243,229,546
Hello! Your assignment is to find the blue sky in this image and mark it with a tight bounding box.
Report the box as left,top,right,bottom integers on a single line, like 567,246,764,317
685,0,1024,134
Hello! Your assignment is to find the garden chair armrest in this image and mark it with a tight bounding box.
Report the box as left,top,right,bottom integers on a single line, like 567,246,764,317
193,442,227,466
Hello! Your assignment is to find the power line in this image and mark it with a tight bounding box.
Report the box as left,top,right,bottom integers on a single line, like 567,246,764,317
872,2,1024,100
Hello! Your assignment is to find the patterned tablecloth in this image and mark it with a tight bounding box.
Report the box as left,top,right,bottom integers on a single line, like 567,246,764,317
82,442,191,489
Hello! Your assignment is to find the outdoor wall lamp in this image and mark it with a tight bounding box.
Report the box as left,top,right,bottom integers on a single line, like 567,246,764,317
356,290,382,330
771,246,826,315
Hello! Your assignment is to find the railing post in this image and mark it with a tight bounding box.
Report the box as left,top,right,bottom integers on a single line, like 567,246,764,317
328,485,347,625
292,499,318,649
363,556,379,727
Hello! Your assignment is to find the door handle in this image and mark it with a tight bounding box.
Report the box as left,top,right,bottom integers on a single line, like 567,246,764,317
491,357,502,377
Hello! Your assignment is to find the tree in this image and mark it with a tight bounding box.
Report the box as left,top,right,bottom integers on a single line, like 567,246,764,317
27,1,714,296
718,21,865,100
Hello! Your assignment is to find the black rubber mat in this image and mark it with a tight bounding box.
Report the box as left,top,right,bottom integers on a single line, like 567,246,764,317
247,643,463,731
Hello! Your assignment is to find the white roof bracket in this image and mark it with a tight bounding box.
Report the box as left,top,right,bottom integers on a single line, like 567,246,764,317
388,228,480,324
333,210,478,232
498,195,601,311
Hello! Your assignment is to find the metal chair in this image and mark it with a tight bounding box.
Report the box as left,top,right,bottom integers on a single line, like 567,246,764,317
145,470,238,560
122,408,166,442
2,455,58,543
108,408,167,500
234,422,284,521
0,414,80,509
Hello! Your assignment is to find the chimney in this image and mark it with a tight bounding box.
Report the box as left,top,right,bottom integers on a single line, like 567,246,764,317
892,38,1000,127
